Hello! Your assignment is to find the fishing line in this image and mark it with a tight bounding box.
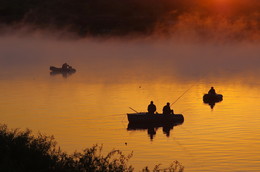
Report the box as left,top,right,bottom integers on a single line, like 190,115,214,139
179,125,193,133
172,137,193,157
121,114,127,123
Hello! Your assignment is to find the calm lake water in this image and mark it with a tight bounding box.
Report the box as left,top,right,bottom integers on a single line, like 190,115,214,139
0,36,260,171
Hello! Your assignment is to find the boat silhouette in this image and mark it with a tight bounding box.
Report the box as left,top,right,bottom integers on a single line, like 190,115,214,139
49,66,76,78
127,113,184,140
203,94,223,109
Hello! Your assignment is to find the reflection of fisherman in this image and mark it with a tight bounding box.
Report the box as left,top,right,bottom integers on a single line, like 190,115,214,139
209,102,215,109
148,127,156,141
147,101,156,114
163,124,173,137
208,87,216,95
163,102,174,115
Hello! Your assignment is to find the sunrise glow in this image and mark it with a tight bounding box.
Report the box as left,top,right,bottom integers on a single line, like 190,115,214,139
1,0,260,171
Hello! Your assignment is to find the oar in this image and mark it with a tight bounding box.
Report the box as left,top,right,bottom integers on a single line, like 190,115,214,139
129,107,139,113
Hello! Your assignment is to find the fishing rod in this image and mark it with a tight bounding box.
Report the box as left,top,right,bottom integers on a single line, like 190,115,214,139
129,107,139,113
170,72,211,107
170,84,195,107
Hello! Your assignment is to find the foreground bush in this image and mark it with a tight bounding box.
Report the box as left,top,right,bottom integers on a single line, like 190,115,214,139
0,124,184,171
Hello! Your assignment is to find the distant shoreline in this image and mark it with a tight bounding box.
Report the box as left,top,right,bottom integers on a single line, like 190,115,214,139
0,0,259,39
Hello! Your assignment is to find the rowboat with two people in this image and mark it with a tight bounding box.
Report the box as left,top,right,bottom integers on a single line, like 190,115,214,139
127,102,184,125
127,112,184,124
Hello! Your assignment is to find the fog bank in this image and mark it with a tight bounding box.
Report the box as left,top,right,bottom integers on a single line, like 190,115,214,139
0,35,259,83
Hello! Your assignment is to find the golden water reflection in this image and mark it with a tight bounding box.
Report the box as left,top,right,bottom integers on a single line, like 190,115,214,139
0,74,260,171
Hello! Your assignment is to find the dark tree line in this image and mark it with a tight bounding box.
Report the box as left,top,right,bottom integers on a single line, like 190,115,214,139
0,0,259,37
0,0,188,36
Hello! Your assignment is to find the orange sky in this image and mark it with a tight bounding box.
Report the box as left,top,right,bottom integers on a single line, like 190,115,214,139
192,0,258,15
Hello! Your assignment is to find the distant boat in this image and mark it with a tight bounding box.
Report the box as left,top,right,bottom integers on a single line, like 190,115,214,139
50,66,76,73
127,113,184,124
203,94,223,103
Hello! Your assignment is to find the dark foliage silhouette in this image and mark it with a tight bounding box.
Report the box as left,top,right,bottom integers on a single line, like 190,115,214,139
0,124,184,171
2,0,258,37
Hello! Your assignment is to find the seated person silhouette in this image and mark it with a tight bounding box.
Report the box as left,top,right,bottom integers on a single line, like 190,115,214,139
62,63,70,70
208,87,216,95
147,101,156,114
163,102,174,115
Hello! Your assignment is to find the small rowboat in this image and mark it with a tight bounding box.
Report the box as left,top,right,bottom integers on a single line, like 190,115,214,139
203,94,223,103
50,66,76,73
127,113,184,124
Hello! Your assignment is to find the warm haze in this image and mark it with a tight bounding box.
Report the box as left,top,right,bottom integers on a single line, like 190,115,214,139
0,0,260,171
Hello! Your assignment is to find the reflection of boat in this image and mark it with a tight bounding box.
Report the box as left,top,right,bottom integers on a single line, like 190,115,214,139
50,66,76,77
50,66,76,73
127,120,183,130
127,113,184,124
127,118,184,140
203,94,223,109
203,94,223,103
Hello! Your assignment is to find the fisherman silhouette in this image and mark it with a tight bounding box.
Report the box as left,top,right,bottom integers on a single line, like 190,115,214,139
162,102,174,115
208,87,216,95
148,127,156,141
62,63,70,70
147,101,156,114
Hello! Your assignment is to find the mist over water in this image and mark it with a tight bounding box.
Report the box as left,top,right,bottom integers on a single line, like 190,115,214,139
1,1,260,171
0,32,259,84
1,0,259,79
